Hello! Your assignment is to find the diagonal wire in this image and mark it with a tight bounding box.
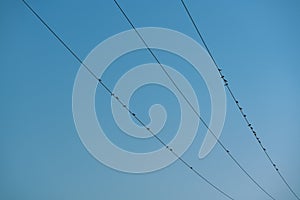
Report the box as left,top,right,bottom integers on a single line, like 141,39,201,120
112,0,277,199
179,0,300,199
21,0,235,199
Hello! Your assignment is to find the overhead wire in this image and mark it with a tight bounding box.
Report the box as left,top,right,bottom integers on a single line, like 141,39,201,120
112,0,276,199
21,0,235,199
179,0,300,199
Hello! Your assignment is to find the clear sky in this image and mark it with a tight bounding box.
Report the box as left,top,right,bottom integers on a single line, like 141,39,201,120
1,0,300,199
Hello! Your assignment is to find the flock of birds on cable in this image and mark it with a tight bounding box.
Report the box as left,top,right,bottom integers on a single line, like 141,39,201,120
22,0,299,199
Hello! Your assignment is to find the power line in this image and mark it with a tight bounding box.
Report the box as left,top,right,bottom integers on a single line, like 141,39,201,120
21,0,235,199
112,0,276,199
179,0,300,200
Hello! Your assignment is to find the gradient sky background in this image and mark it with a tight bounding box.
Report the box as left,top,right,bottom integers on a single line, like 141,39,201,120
1,0,300,199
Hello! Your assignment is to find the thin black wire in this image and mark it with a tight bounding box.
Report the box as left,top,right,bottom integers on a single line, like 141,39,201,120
179,0,300,200
21,0,235,199
113,0,277,199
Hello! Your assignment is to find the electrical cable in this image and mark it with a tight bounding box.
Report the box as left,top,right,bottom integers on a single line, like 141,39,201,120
112,0,276,199
22,0,235,199
179,0,300,199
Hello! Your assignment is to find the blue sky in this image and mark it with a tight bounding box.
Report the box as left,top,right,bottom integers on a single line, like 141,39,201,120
1,0,300,199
